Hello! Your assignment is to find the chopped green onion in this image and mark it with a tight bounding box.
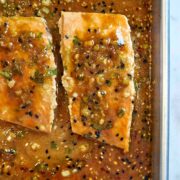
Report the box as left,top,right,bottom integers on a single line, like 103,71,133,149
0,70,12,80
16,131,25,138
134,81,139,91
30,70,44,84
73,36,80,46
45,68,57,77
117,108,126,118
65,147,72,154
36,32,43,39
91,121,112,131
34,162,48,172
50,141,58,149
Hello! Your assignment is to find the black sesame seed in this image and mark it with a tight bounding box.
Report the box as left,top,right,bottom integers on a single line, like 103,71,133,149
54,7,58,13
29,169,34,173
25,111,33,117
47,156,51,159
95,101,99,105
65,35,69,39
67,165,72,169
86,54,90,59
81,115,87,122
105,79,111,86
131,165,136,170
120,62,125,69
144,175,150,180
77,63,81,67
101,9,105,13
18,37,23,43
128,74,132,79
115,88,119,92
95,131,101,138
143,58,148,64
4,22,8,27
35,114,39,119
21,104,28,109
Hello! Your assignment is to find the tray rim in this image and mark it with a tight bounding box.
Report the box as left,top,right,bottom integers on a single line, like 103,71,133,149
160,0,170,179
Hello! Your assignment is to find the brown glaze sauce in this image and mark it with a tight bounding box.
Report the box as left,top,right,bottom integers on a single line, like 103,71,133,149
0,0,152,179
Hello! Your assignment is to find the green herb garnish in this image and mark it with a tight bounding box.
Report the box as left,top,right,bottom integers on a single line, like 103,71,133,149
50,141,58,149
0,70,12,80
16,131,25,138
91,121,113,131
45,68,57,77
65,147,72,154
45,40,53,50
30,70,44,84
34,162,48,172
36,32,43,39
134,81,139,91
117,108,126,118
73,36,80,45
31,68,57,84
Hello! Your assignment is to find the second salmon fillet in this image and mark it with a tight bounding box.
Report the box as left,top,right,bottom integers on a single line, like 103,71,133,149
59,12,135,152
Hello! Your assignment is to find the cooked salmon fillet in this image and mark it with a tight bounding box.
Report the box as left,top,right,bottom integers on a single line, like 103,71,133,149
0,17,57,132
59,12,135,152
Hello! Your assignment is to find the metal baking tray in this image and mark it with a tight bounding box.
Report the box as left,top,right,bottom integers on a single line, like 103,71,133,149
152,0,169,179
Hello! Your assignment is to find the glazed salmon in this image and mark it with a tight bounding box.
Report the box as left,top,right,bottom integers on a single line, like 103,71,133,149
59,12,135,152
0,17,57,132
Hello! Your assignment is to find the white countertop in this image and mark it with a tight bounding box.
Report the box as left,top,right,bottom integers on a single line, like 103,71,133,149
169,0,180,179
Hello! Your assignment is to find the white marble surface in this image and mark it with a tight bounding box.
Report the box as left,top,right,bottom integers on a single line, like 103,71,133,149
169,0,180,179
